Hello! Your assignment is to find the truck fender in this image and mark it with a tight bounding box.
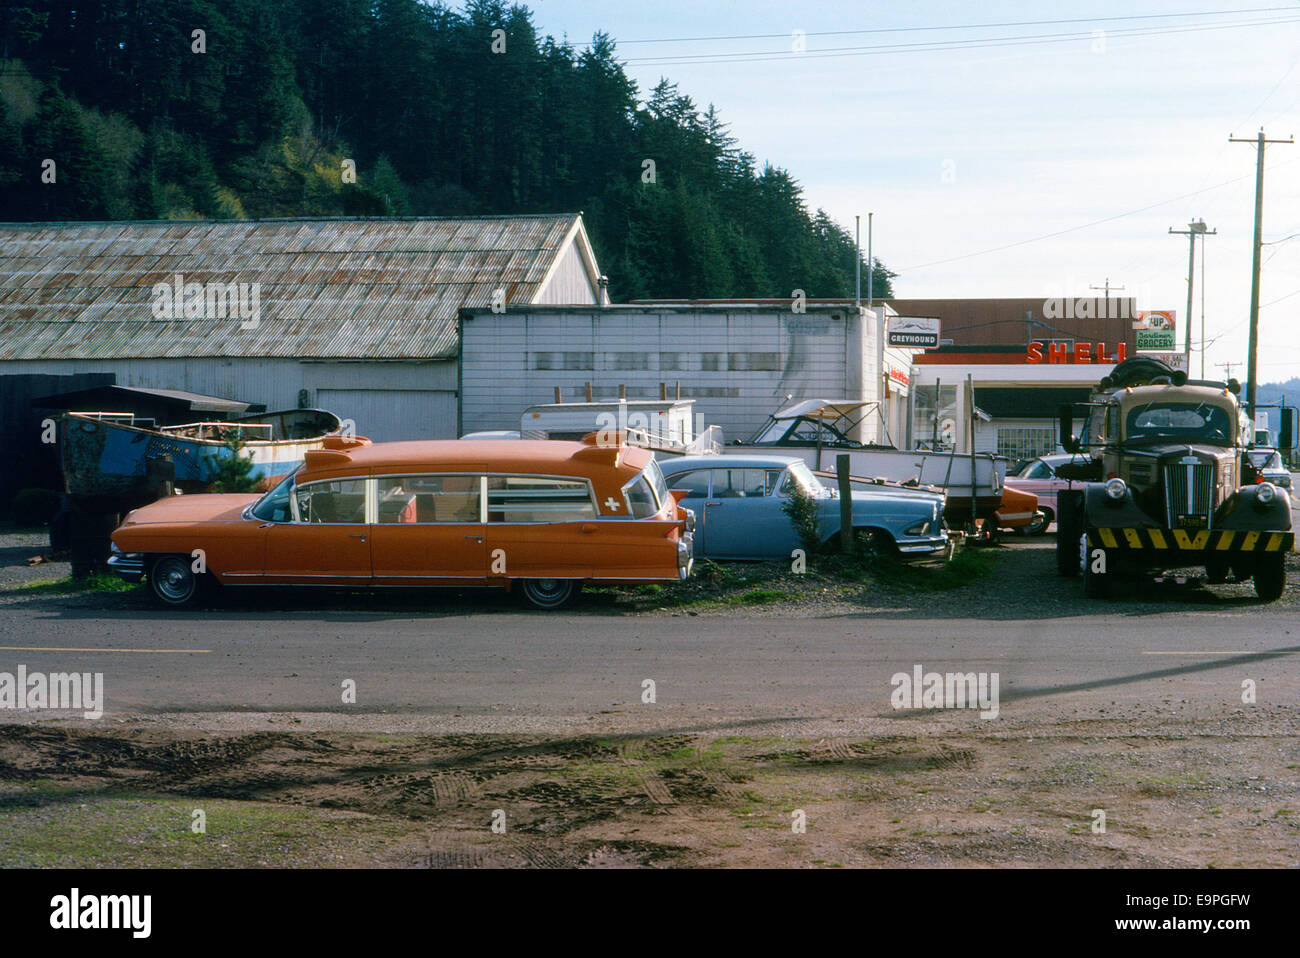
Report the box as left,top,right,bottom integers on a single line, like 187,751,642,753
1081,483,1152,529
1217,486,1293,532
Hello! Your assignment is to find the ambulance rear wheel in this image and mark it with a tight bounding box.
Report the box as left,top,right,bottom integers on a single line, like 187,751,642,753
519,578,581,610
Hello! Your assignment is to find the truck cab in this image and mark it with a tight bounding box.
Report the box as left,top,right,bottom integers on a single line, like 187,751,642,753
1057,358,1292,601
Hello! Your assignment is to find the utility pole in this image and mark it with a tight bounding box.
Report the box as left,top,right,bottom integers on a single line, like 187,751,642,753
1089,279,1125,298
866,212,874,307
1168,218,1215,372
854,215,861,309
1218,360,1238,383
1230,129,1294,414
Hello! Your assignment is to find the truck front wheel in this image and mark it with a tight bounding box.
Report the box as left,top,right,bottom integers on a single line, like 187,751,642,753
1056,492,1083,577
1253,553,1286,602
1205,557,1230,585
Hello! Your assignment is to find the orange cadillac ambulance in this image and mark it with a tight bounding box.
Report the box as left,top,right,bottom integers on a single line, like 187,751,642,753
109,435,694,609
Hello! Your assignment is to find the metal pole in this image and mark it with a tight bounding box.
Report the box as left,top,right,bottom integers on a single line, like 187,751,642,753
1230,129,1293,414
854,215,860,309
1200,239,1207,380
866,213,874,307
967,374,977,534
1168,219,1214,373
1246,132,1266,414
1184,228,1195,368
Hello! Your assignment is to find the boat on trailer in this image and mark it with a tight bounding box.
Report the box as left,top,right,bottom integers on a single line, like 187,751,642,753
731,398,1007,524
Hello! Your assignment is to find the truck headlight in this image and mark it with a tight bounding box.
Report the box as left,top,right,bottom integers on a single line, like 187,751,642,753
1104,477,1127,501
1257,481,1277,505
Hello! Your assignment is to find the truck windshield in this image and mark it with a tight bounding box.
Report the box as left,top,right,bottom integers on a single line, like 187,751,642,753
1125,402,1233,446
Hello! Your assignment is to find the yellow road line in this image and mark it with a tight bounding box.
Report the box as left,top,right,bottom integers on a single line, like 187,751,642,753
0,646,211,654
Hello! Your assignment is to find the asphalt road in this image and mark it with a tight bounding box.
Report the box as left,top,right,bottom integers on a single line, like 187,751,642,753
4,600,1299,732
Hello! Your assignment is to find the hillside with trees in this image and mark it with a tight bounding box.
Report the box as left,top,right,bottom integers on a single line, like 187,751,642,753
0,0,893,300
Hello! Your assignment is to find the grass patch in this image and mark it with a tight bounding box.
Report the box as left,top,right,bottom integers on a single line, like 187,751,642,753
17,572,136,595
862,546,998,592
0,795,408,868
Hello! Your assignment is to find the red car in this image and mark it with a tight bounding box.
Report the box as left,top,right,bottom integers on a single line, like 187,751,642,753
1003,454,1091,535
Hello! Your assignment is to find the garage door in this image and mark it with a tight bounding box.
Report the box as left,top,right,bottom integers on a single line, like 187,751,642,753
316,389,457,442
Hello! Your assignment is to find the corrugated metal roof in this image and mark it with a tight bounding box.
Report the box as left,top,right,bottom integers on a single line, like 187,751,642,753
0,215,588,360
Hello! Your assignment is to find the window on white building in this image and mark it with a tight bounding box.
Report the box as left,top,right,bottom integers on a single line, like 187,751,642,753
996,426,1056,463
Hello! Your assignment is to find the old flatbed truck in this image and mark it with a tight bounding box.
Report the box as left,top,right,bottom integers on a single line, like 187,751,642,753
1055,357,1293,601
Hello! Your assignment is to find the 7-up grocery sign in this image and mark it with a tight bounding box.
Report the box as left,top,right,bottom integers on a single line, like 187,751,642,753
1136,328,1176,349
1134,310,1176,351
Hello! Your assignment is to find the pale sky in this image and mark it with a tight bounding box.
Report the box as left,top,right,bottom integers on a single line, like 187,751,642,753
519,1,1300,386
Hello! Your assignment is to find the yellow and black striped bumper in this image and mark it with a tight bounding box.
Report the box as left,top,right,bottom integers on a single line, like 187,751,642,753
1086,528,1293,552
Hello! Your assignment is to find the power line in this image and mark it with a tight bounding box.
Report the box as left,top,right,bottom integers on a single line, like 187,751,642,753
894,153,1300,274
1262,287,1300,308
896,172,1254,273
599,7,1300,46
620,15,1300,66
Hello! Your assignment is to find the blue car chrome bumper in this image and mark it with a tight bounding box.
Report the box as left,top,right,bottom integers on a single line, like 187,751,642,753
895,533,952,557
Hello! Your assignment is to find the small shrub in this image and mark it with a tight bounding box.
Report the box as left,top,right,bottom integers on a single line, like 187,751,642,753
206,433,260,493
781,482,822,554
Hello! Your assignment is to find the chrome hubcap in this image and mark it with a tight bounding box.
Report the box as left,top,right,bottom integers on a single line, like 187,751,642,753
154,560,194,600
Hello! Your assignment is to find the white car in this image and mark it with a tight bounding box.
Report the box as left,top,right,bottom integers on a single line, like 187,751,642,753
1247,448,1292,489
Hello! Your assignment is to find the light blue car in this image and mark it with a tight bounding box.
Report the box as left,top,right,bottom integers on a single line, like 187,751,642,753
658,454,949,560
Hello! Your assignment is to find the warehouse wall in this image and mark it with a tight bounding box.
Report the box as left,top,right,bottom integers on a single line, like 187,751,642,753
0,358,458,441
459,306,882,443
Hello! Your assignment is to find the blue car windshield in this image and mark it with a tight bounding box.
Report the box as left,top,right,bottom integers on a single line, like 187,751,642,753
784,461,828,497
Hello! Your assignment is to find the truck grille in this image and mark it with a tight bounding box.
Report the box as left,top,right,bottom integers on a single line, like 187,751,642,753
1164,461,1213,528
